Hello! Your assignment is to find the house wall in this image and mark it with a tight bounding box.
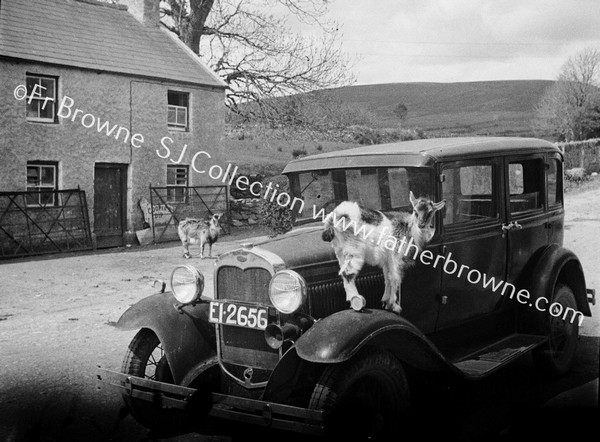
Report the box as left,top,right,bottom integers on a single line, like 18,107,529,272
0,59,225,240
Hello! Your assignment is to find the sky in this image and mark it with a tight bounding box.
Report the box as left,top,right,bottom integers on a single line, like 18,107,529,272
311,0,600,85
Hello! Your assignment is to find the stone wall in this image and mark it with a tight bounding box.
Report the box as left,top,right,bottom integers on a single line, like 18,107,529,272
229,198,261,227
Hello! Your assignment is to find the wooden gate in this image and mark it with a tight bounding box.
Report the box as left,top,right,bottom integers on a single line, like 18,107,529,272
149,185,229,243
0,189,92,259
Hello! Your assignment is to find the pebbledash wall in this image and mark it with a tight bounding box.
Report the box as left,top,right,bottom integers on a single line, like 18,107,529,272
0,60,226,246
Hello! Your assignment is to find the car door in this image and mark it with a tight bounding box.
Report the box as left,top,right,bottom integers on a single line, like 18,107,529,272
504,154,548,284
436,158,507,329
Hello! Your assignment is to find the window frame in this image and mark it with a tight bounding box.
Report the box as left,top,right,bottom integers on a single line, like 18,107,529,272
26,161,59,207
167,90,190,131
25,74,58,123
505,155,546,218
166,164,189,203
546,154,563,209
440,159,501,230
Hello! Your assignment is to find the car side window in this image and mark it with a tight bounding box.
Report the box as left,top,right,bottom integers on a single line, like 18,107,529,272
547,158,562,207
508,158,544,214
442,164,497,225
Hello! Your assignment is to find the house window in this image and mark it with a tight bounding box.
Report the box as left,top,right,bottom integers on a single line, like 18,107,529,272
167,165,188,202
167,91,189,130
26,74,57,122
26,162,58,206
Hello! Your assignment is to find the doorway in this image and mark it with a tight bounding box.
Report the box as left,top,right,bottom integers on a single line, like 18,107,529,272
94,163,127,248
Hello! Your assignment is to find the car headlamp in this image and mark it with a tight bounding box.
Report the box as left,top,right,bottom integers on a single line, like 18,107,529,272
269,270,306,314
170,265,204,304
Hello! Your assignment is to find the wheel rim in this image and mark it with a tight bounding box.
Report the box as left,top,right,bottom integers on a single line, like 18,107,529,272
547,293,577,364
144,342,165,380
340,374,396,437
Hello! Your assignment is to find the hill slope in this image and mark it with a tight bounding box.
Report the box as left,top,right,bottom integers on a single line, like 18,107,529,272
321,80,554,137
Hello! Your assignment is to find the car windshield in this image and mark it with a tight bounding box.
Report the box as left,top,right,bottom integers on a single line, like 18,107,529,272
287,167,434,224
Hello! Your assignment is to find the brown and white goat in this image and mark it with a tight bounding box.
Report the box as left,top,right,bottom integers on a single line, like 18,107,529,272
178,213,222,259
322,192,445,313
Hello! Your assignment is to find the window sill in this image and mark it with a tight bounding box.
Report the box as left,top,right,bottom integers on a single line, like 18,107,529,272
168,126,189,133
27,118,58,124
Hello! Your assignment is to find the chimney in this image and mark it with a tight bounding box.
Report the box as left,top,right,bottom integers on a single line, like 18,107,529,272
120,0,160,26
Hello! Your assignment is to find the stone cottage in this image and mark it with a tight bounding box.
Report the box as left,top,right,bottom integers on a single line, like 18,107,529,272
0,0,227,252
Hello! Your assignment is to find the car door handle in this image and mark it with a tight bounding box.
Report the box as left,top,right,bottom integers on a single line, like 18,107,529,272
502,221,523,231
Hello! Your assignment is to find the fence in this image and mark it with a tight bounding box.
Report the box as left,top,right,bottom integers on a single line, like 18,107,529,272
148,185,229,243
0,189,92,259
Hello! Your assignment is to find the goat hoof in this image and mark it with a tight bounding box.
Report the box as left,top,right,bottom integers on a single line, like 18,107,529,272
350,295,366,312
392,304,403,314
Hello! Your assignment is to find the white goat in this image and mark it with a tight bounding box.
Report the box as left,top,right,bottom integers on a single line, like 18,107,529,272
322,192,445,313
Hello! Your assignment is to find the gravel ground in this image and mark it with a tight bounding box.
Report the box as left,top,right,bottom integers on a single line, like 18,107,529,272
0,186,598,442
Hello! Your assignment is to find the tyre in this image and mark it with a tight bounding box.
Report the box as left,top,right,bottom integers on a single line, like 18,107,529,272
308,349,409,440
121,328,187,431
532,284,579,377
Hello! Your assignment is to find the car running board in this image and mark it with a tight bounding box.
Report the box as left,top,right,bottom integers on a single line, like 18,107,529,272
452,334,546,379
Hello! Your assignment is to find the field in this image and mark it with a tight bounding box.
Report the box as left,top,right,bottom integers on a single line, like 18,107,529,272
321,80,554,136
223,80,555,177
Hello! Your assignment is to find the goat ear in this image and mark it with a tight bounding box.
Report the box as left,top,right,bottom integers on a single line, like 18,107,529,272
409,191,418,207
433,200,446,211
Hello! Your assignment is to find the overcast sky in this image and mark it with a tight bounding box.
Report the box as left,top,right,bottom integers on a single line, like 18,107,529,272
314,0,600,85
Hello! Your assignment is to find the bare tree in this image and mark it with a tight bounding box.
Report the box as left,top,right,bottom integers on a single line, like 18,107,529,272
161,0,354,122
534,48,600,141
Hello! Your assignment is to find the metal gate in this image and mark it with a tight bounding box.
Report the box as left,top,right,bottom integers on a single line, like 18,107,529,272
0,189,92,259
149,185,229,243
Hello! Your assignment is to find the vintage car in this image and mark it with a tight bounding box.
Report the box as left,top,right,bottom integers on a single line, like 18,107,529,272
97,137,595,439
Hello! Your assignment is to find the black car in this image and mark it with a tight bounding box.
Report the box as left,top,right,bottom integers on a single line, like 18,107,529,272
97,137,595,439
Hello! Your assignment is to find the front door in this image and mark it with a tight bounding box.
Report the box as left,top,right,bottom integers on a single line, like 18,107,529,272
504,155,548,284
436,159,507,329
94,164,127,248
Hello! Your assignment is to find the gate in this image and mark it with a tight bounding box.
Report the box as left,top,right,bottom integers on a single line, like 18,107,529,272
149,185,229,243
0,189,92,259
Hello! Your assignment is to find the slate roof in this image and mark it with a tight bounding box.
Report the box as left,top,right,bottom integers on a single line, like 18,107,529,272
0,0,226,88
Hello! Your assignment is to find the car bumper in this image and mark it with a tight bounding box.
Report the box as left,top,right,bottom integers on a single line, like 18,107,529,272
96,367,324,436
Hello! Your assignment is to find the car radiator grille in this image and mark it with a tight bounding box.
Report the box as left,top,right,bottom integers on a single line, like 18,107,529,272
216,266,279,372
308,271,385,319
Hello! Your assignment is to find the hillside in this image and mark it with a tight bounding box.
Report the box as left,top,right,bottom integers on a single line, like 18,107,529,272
223,80,556,177
320,80,554,137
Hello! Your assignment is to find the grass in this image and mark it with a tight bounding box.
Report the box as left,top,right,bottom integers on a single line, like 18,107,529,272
220,134,360,177
564,175,600,195
315,80,553,137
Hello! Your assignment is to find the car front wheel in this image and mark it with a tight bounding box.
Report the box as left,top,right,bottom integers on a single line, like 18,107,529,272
533,283,579,377
308,349,410,440
121,328,188,431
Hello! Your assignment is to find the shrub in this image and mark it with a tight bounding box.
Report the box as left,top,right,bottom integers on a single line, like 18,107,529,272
292,148,307,159
564,167,589,182
258,175,294,237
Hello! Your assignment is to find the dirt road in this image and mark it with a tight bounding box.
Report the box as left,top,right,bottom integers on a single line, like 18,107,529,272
0,187,598,441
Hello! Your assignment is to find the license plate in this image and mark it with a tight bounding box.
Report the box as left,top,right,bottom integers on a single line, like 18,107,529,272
208,301,269,330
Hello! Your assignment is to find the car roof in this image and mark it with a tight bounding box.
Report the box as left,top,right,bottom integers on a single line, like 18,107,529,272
282,137,561,173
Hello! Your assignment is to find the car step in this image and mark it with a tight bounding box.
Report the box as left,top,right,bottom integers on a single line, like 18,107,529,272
452,333,546,378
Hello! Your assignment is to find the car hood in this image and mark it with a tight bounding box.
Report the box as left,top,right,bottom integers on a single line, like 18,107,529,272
246,225,337,269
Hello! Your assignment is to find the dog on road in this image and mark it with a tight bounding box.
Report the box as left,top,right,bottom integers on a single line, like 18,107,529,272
178,213,222,259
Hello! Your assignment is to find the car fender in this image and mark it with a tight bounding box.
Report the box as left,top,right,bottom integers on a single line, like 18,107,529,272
114,293,216,385
293,308,458,374
517,244,591,333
